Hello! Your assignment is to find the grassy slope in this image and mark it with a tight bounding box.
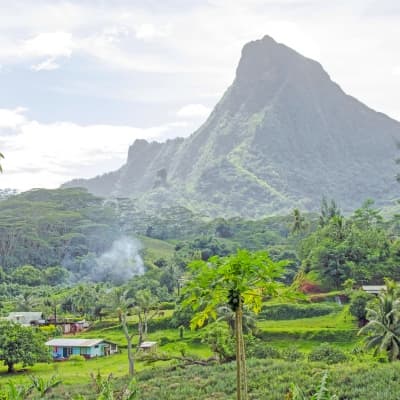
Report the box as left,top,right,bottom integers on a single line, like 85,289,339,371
139,235,175,262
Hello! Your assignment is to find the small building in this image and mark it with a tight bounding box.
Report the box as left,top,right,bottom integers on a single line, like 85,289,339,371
46,317,90,334
362,285,386,295
6,312,45,326
45,338,118,360
139,341,157,353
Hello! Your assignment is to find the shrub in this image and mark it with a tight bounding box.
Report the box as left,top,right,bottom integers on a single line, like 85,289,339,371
159,336,170,346
281,346,304,361
250,344,281,359
349,290,372,322
201,324,235,363
308,343,348,364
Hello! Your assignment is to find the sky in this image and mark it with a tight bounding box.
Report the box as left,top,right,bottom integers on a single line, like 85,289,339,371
0,0,400,190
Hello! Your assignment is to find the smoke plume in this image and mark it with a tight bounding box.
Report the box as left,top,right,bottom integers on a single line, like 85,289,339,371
92,236,144,284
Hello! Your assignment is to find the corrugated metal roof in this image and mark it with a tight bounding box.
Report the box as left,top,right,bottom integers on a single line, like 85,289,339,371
362,285,386,294
45,338,105,347
7,312,43,319
139,341,157,348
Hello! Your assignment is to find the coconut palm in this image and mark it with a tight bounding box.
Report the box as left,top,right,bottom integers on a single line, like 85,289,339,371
359,279,400,361
183,249,294,400
291,208,307,235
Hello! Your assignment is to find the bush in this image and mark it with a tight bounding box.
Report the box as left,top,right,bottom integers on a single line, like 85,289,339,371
349,290,372,322
308,343,348,364
259,303,340,320
281,346,304,361
250,344,281,359
159,336,170,346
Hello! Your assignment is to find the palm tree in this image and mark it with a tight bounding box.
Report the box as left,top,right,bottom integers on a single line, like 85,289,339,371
359,279,400,361
0,152,4,173
133,289,159,343
291,208,307,235
183,249,293,400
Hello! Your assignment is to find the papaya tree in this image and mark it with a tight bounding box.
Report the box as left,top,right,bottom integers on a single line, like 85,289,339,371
183,249,294,400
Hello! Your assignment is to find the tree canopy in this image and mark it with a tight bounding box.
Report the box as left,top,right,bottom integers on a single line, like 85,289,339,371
0,322,49,373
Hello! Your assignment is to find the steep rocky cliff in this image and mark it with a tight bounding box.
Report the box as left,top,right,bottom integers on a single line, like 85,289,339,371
64,36,400,217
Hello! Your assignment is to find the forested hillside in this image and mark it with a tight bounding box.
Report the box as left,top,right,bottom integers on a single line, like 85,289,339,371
0,188,120,282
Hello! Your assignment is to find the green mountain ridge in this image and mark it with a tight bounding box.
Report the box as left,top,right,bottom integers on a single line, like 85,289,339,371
63,35,400,217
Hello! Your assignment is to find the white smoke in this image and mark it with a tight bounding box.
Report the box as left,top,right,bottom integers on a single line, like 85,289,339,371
93,236,144,284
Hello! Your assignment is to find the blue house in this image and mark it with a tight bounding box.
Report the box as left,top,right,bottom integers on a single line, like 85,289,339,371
45,338,118,360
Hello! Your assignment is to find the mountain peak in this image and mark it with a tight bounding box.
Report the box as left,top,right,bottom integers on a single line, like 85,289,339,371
236,35,327,85
63,36,400,218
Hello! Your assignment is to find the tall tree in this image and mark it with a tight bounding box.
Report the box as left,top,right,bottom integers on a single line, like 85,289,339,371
319,197,341,227
0,152,4,173
183,249,292,400
291,208,307,235
108,288,136,377
133,289,159,343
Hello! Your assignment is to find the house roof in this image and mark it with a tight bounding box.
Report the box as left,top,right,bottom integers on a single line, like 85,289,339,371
362,285,386,294
139,341,157,348
7,312,44,325
7,312,43,320
45,338,115,347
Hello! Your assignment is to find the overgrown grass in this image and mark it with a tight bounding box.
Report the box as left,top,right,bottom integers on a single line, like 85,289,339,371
40,359,400,400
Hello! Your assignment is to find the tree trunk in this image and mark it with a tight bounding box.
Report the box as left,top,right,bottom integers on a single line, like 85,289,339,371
239,307,248,400
121,314,135,377
235,308,242,400
127,337,135,377
138,321,143,345
235,300,248,400
144,313,148,337
7,361,14,373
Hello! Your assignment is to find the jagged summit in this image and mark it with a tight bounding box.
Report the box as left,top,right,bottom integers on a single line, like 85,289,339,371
63,35,400,217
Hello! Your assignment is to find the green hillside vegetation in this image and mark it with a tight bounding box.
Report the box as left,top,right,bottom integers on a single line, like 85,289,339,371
2,188,400,398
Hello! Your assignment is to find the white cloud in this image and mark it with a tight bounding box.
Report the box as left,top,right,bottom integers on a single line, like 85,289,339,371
0,108,189,190
23,32,74,58
177,104,211,118
135,23,172,40
0,107,27,129
31,57,60,71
